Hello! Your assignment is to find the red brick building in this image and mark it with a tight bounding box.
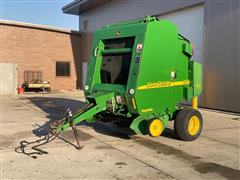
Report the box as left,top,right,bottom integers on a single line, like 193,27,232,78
0,20,82,91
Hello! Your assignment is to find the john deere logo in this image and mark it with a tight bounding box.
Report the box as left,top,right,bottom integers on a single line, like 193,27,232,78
138,80,190,90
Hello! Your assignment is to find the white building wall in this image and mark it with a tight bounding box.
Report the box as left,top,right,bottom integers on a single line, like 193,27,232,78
79,0,202,32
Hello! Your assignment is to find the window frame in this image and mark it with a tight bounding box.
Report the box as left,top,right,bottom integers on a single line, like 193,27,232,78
55,61,71,77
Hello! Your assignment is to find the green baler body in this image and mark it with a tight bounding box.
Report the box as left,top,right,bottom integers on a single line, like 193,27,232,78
58,16,202,135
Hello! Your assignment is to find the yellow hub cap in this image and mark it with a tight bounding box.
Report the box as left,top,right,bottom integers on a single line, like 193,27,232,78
149,119,164,137
188,116,200,136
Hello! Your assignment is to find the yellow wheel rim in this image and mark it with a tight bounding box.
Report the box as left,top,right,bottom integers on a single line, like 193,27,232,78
149,119,164,137
188,116,200,136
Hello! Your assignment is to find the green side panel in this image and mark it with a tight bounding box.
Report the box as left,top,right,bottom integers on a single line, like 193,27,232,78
184,86,193,101
189,61,202,96
92,84,126,95
134,20,190,115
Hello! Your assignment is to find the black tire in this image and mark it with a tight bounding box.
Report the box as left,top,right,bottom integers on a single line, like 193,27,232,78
174,108,203,141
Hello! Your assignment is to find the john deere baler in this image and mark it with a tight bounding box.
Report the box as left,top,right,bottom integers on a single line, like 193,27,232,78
53,16,203,141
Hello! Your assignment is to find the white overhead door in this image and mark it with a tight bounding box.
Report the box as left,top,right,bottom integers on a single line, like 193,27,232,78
0,63,18,95
158,5,204,63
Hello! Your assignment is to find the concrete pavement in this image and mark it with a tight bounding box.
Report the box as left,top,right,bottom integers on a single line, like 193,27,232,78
1,91,239,179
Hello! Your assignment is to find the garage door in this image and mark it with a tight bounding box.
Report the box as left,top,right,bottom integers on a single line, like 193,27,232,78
158,4,204,63
0,63,18,95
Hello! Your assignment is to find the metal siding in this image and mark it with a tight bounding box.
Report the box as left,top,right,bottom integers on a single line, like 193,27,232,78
203,0,240,112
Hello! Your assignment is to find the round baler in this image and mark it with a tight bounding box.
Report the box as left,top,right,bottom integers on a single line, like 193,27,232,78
53,16,203,141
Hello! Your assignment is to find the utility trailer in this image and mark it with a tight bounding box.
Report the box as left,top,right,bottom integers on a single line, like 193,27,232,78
51,16,203,143
24,71,51,92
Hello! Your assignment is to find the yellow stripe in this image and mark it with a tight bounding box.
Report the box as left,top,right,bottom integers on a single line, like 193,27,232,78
131,98,137,109
141,108,153,113
137,80,190,90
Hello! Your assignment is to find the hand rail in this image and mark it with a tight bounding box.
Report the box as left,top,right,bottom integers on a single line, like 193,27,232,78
101,48,132,55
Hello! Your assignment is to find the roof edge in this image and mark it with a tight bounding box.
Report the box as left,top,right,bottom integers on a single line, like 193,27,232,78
0,19,81,35
62,0,110,15
62,0,86,14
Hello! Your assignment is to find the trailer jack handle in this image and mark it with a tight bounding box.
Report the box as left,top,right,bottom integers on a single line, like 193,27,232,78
71,124,83,150
68,109,84,150
51,107,89,150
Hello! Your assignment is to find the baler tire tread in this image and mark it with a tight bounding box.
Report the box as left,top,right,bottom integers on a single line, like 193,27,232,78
174,108,203,141
174,108,189,139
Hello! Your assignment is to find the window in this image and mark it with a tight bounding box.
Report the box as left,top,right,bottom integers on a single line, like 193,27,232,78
56,62,70,76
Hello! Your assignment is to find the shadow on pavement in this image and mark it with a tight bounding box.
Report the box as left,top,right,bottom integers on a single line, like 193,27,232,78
15,96,87,158
26,96,86,137
162,128,178,140
27,96,134,140
26,96,178,142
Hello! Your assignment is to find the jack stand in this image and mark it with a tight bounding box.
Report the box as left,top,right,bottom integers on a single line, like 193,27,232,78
70,121,84,150
67,109,84,150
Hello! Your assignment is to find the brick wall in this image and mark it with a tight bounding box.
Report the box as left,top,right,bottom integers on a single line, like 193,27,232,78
0,23,82,90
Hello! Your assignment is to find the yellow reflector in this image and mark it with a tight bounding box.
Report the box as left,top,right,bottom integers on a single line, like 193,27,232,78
131,98,136,109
